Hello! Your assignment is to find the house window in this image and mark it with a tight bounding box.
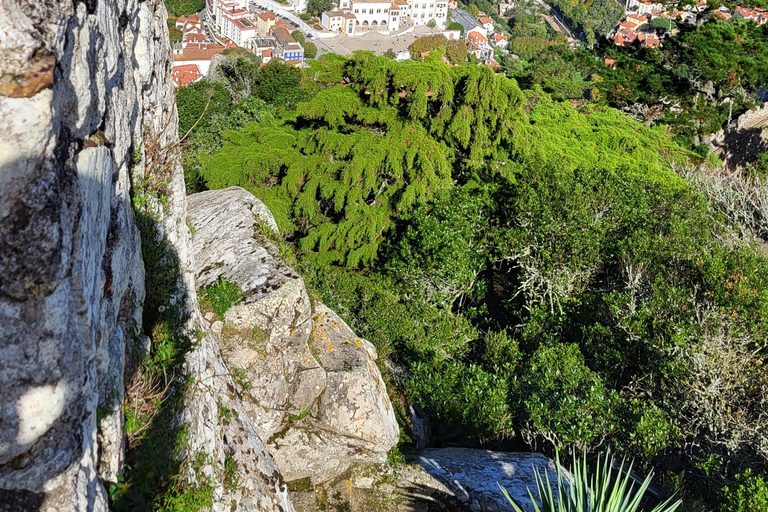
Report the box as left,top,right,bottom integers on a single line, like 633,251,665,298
377,8,381,12
354,8,358,12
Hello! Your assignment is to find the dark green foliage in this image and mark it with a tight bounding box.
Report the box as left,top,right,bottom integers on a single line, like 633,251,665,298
201,279,241,318
306,0,333,16
164,0,205,16
447,21,464,31
254,60,305,106
545,0,623,43
211,50,262,102
169,25,183,43
177,52,768,511
409,34,448,59
446,39,468,64
291,30,306,45
522,343,613,448
304,41,317,59
720,471,768,512
177,81,232,140
651,16,677,33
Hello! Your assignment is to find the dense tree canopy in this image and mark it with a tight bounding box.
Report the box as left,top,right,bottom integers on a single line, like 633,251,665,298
178,50,768,512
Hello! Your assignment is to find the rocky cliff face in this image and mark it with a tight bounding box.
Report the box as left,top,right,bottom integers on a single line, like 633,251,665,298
709,102,768,170
0,2,398,510
0,0,177,508
187,187,400,485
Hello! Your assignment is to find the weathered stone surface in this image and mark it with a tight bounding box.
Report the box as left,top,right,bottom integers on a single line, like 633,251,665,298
417,449,565,512
188,187,399,484
709,102,768,170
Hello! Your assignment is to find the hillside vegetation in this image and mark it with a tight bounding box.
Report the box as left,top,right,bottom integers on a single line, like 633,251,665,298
178,52,768,511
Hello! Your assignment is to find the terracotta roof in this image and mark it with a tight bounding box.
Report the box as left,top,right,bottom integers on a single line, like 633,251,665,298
272,26,295,45
274,19,291,29
492,33,507,42
258,11,277,21
478,16,492,24
173,45,227,61
187,14,200,22
467,30,487,44
262,48,273,57
171,64,204,87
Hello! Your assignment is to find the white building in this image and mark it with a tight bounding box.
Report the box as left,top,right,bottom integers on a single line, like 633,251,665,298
409,0,448,27
219,15,259,46
625,0,663,14
321,10,358,34
351,0,397,30
322,0,447,35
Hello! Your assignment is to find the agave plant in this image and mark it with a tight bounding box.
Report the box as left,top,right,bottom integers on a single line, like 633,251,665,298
500,451,682,512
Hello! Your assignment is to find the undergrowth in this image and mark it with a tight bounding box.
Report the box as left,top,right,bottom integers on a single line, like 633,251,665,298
112,158,210,510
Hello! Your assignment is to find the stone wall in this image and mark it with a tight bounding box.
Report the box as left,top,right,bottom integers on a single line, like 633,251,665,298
0,0,178,509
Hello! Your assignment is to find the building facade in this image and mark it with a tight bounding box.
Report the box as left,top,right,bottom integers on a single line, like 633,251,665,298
321,0,447,34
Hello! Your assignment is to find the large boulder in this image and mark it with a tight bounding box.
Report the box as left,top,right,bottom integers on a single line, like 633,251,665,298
416,449,565,512
188,187,399,484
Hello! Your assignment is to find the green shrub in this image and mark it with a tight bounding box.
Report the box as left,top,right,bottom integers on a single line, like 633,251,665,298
164,0,205,17
201,279,241,319
522,343,613,449
719,471,768,512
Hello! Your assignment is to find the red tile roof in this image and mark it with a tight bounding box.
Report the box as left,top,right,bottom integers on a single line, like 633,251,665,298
173,45,227,61
172,64,204,87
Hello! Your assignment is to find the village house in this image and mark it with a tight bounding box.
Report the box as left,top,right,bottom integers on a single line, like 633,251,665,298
478,15,494,34
443,28,462,40
734,5,768,25
496,0,516,17
611,12,662,48
625,0,663,14
492,33,508,48
466,28,491,59
171,64,204,87
257,11,278,36
271,26,305,65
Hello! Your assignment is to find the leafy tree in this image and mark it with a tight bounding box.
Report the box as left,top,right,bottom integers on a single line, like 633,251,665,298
304,41,317,59
446,39,468,64
427,19,437,28
291,30,306,45
468,4,480,17
164,0,205,16
409,34,448,59
651,16,677,32
168,25,182,43
253,60,305,106
211,51,262,102
306,0,333,16
383,48,397,59
447,21,464,31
